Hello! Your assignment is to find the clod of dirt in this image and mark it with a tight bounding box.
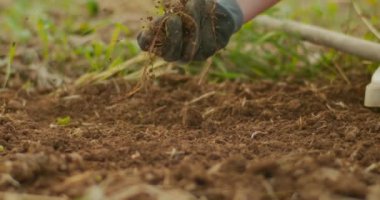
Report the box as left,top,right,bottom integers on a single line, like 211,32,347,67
344,126,360,141
0,153,83,184
368,185,380,200
316,152,337,167
181,106,203,128
6,99,24,110
157,74,191,87
247,160,279,178
288,99,302,110
329,175,368,198
219,156,247,174
52,172,105,197
140,169,165,185
0,115,13,125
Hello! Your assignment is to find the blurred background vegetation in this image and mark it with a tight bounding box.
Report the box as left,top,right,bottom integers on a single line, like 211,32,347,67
0,0,379,90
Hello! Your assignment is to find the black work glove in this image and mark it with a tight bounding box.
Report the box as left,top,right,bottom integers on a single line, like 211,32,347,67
137,0,243,62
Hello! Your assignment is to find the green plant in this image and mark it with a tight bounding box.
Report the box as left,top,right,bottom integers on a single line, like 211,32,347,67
56,116,72,126
86,0,99,17
3,42,16,88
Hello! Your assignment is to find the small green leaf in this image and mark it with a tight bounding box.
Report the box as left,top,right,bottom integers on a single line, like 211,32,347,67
87,0,99,17
3,42,16,88
56,116,72,126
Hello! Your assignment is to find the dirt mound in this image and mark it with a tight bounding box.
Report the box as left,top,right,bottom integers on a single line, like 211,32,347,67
1,73,380,199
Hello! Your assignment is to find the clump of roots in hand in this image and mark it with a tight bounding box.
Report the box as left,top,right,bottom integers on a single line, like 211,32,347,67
150,0,218,58
149,0,199,57
131,0,216,96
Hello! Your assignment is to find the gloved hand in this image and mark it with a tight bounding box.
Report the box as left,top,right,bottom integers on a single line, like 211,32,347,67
137,0,243,62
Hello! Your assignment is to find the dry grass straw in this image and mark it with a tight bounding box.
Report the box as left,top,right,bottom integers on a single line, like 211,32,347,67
74,0,218,96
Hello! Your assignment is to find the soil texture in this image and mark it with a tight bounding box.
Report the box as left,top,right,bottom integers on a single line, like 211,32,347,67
1,73,380,200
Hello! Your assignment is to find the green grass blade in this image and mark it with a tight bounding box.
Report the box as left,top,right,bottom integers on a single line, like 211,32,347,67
3,42,16,88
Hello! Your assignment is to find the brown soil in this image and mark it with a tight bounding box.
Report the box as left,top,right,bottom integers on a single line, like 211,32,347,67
1,73,380,200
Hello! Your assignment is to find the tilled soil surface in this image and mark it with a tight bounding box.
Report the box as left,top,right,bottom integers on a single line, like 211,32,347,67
1,73,380,200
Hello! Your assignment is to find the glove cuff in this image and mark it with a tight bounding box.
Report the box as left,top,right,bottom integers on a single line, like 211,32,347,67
217,0,244,32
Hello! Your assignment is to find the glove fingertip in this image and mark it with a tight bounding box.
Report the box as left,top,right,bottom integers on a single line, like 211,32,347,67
137,30,154,51
162,15,184,61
